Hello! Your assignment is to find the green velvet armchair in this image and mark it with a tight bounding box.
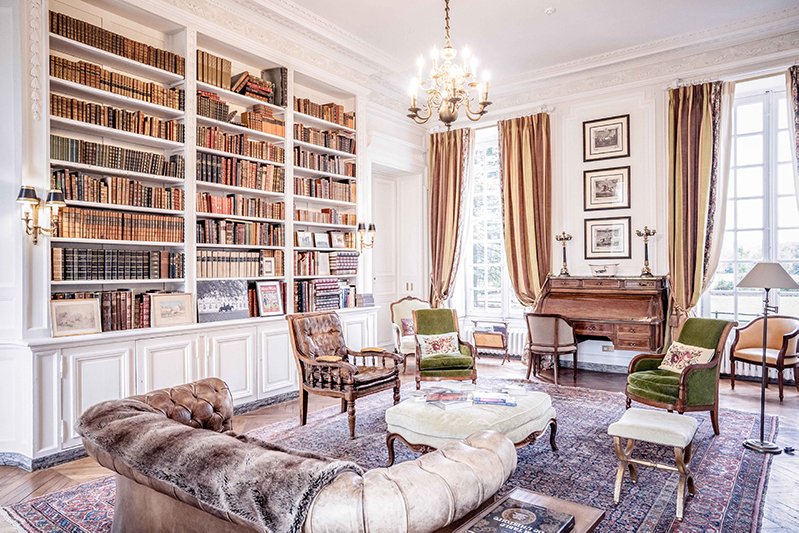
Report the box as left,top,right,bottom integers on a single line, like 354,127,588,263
412,308,477,390
625,317,736,435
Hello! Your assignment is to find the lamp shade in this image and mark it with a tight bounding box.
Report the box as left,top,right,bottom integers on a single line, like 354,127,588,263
16,185,39,204
45,189,66,207
737,262,799,290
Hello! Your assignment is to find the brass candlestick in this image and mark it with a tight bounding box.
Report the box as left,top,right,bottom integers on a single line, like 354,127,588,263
635,226,656,277
555,232,573,277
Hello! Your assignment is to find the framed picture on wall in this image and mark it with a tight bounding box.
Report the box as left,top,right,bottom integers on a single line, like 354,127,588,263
584,216,631,259
583,114,630,161
583,166,630,211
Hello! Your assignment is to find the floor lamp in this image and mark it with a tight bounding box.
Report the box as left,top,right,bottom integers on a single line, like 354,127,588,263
737,262,799,454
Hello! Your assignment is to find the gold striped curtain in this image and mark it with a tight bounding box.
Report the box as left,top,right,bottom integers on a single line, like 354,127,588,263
498,113,552,307
667,82,725,333
428,128,473,307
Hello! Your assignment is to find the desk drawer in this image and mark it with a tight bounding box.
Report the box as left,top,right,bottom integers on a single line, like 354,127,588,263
615,323,651,336
616,334,651,351
550,278,583,288
574,322,614,336
624,279,658,290
582,279,621,289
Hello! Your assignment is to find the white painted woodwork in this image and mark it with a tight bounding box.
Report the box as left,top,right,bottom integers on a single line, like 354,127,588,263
257,326,296,396
135,334,199,395
206,327,257,404
371,175,398,348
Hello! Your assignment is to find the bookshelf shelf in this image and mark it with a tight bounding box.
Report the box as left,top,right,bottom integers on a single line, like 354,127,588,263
50,278,185,286
196,115,284,143
293,195,356,208
293,139,355,159
293,166,356,181
196,81,286,113
49,33,184,85
49,77,185,118
65,200,183,216
196,212,284,224
51,237,184,247
294,247,358,252
293,220,358,230
293,111,356,133
50,116,185,150
196,243,283,250
50,160,186,186
196,146,285,167
198,276,284,281
294,274,357,280
195,180,285,198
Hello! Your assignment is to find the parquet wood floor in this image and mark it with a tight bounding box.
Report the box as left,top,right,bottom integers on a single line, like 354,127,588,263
1,357,796,531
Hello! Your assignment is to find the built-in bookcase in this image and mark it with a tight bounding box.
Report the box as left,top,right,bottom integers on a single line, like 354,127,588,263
44,0,364,336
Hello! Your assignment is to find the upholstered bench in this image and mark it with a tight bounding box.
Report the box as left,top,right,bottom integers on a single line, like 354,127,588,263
608,408,699,520
385,391,557,465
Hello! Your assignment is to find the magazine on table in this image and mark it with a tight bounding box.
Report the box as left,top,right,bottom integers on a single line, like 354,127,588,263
466,495,575,533
425,389,472,410
472,391,518,407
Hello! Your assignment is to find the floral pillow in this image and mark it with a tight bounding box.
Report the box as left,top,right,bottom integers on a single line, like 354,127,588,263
659,341,715,373
417,332,460,357
400,318,415,336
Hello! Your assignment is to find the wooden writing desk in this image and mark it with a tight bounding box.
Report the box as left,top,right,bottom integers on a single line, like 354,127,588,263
535,276,668,352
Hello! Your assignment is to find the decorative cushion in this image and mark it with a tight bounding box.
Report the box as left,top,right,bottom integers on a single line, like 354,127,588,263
658,341,715,373
419,352,474,371
627,370,680,404
417,332,459,357
401,318,415,336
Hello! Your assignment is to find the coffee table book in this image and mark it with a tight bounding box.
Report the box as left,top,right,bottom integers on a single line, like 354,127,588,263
462,493,574,533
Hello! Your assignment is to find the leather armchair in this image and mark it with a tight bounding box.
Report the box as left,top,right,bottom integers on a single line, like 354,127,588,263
625,318,735,435
412,308,476,390
287,311,403,438
729,315,799,401
390,296,431,372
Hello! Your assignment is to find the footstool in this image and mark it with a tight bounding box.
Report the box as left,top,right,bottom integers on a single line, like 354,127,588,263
385,391,557,465
608,408,699,521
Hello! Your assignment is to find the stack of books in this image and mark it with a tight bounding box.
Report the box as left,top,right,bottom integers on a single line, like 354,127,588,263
329,251,358,275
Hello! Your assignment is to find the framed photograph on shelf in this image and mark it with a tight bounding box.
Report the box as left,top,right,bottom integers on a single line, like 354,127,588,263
197,280,249,323
260,256,276,277
150,293,194,328
296,231,313,248
584,216,631,259
313,232,330,248
50,298,102,337
255,281,284,316
329,231,347,249
583,114,630,161
583,166,630,211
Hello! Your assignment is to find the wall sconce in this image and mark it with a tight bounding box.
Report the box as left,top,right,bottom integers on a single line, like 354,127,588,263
357,222,376,250
17,186,66,244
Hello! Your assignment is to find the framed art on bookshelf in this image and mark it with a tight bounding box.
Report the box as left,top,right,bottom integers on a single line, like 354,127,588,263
197,280,249,323
261,257,276,276
50,298,102,337
256,281,284,316
313,232,330,248
583,166,630,211
583,114,630,161
296,231,313,248
584,216,631,259
329,231,346,248
150,293,195,328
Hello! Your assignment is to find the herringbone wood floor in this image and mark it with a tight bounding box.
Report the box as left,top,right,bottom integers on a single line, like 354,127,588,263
1,358,797,531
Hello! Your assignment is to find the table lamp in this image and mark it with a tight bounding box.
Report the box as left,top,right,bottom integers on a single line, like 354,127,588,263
737,262,799,454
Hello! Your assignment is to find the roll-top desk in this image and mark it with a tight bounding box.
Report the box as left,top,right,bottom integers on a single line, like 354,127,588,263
535,276,669,352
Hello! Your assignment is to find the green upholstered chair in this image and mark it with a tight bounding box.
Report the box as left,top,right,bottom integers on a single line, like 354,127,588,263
625,317,736,435
412,308,477,390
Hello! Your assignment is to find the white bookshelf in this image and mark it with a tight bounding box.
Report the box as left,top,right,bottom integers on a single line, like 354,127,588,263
49,77,184,117
195,146,285,167
196,115,284,143
50,116,184,150
293,139,355,159
293,111,356,133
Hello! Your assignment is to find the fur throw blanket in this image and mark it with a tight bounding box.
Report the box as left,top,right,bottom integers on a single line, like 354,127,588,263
78,399,363,533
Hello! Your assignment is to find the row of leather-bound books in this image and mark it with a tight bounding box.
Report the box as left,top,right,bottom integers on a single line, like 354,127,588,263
195,219,285,247
294,208,356,226
196,249,284,279
196,192,284,219
294,176,355,202
197,126,285,162
52,248,185,281
51,169,184,211
196,152,284,191
293,147,356,177
294,97,355,129
293,123,356,154
57,206,185,243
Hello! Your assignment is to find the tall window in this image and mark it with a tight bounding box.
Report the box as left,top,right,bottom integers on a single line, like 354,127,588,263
462,127,523,318
703,76,799,322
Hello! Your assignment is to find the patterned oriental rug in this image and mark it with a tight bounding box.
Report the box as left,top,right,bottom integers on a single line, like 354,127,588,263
2,378,777,533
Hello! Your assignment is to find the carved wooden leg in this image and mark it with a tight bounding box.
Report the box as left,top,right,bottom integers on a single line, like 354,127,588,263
730,359,736,390
299,389,309,426
347,399,356,439
625,396,631,410
549,419,558,451
340,398,347,413
416,376,421,390
386,433,397,466
553,355,560,386
612,437,634,504
572,351,578,383
795,364,799,392
393,381,401,405
710,406,720,436
526,353,534,380
778,370,784,402
674,446,693,521
684,443,695,496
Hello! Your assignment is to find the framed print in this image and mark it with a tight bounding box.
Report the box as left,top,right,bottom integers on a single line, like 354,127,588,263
197,280,249,323
329,231,347,249
150,292,194,327
255,281,284,316
584,216,631,259
296,231,313,248
583,114,630,161
50,298,102,337
313,232,330,248
260,256,275,277
583,166,630,211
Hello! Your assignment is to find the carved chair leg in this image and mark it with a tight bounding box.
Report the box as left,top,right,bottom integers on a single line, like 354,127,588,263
730,359,736,390
674,446,693,521
299,389,309,426
612,437,635,505
573,351,578,383
778,370,784,402
416,376,421,390
526,352,534,380
386,433,397,466
549,419,558,451
340,398,347,413
625,396,632,410
347,399,356,439
393,381,401,405
795,363,799,392
710,406,720,436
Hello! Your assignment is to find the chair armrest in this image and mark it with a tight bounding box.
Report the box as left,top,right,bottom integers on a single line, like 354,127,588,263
628,353,665,374
780,327,799,357
680,361,719,406
458,339,475,358
347,348,403,367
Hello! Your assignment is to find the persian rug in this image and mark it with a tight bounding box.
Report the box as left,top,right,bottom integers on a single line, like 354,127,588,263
2,378,777,533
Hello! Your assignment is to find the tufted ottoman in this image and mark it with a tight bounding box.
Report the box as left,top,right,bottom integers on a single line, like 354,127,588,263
385,391,557,465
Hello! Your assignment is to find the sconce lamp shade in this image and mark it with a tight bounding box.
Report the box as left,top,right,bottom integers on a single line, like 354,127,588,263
45,189,66,207
16,186,40,204
357,223,366,232
737,262,799,290
367,223,376,232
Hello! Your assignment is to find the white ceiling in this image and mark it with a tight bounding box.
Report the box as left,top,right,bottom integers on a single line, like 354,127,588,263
293,0,798,83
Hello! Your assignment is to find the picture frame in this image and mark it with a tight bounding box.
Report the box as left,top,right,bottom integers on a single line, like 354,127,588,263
313,232,330,249
260,256,276,277
197,280,249,323
583,166,630,211
296,231,313,248
50,298,102,337
584,216,631,259
329,231,347,249
150,292,195,328
255,281,284,316
583,114,630,162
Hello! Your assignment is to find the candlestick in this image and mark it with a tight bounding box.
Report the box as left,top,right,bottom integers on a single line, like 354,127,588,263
635,226,656,277
555,232,573,277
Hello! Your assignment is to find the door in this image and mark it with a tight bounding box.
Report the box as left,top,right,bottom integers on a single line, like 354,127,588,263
206,327,258,405
135,334,199,394
371,174,399,348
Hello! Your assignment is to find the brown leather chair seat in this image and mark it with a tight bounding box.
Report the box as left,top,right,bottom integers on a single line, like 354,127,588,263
354,366,398,385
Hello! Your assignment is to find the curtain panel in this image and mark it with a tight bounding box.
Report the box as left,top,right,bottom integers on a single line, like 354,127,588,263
428,128,473,307
667,81,730,334
787,66,799,209
498,113,552,308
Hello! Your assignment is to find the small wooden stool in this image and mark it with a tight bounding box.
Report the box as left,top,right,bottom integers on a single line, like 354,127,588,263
608,408,699,521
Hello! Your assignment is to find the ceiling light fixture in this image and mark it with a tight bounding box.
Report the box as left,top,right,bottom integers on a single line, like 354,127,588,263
407,0,491,129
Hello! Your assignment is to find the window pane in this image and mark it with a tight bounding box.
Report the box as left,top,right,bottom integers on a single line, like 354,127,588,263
779,289,799,318
778,229,799,260
472,220,486,241
777,97,788,130
737,291,764,322
735,102,763,134
486,222,502,240
487,242,502,263
473,267,485,288
720,231,735,261
778,130,792,163
736,230,763,260
736,135,763,166
778,197,799,228
735,166,763,198
778,163,795,197
487,266,502,288
735,262,756,284
736,198,762,229
472,243,485,264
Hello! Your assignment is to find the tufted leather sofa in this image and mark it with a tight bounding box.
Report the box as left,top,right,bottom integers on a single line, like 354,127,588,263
78,378,517,533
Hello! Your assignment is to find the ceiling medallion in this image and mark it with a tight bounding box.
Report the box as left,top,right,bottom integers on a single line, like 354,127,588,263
407,0,491,129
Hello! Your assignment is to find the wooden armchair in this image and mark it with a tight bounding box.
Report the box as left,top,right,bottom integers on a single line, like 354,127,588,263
625,318,735,435
524,313,578,384
286,311,403,438
730,315,799,401
412,308,476,390
390,296,431,372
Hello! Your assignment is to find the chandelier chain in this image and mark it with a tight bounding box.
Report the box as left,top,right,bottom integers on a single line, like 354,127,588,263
444,0,451,47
